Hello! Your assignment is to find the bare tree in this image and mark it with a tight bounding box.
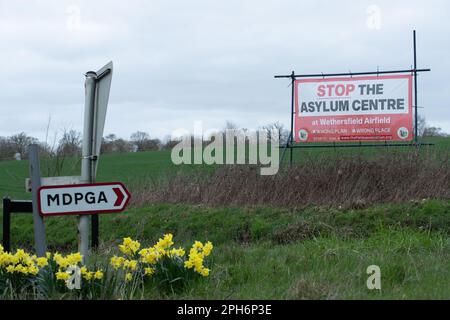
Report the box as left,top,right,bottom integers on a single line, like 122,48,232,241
261,122,289,144
416,116,448,138
37,142,53,158
101,134,117,153
416,115,427,137
423,126,446,137
112,138,133,153
130,131,149,149
0,136,15,161
224,121,239,131
222,120,243,136
8,132,38,159
102,134,133,153
42,129,81,177
161,135,181,150
130,131,161,151
57,129,82,157
105,133,117,142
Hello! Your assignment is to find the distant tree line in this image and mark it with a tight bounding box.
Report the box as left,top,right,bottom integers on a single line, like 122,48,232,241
416,116,448,138
0,130,169,161
0,118,447,162
101,132,163,154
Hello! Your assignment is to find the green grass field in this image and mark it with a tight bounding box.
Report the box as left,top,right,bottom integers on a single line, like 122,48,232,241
0,137,449,299
1,136,448,200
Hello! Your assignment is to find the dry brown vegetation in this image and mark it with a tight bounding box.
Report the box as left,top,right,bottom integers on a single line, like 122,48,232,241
132,150,450,209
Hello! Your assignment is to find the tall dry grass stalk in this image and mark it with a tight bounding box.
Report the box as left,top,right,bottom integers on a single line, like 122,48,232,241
132,150,450,209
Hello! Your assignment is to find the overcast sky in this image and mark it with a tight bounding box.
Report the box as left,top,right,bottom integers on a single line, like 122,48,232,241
0,0,449,142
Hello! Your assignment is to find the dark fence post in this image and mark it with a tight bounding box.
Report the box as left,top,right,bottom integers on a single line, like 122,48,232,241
2,197,11,252
91,215,99,249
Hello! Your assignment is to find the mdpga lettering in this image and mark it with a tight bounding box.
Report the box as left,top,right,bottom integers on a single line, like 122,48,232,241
47,191,108,207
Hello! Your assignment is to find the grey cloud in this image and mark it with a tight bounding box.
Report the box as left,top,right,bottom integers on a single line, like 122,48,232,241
0,0,449,141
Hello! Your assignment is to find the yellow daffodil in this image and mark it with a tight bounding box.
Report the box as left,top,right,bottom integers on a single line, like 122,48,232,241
36,257,48,268
110,256,125,269
94,270,104,280
200,268,210,277
168,248,185,258
56,270,70,281
28,266,39,276
119,237,141,256
83,272,93,281
154,234,174,250
53,253,69,268
203,242,213,256
139,248,160,264
66,252,83,265
183,240,213,276
193,241,203,249
14,249,28,261
121,259,138,271
144,267,154,277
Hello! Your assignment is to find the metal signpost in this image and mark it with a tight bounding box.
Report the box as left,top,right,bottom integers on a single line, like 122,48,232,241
275,30,431,164
91,61,113,249
0,62,129,261
78,61,114,259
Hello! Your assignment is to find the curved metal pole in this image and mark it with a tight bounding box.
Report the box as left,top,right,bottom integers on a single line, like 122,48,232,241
78,71,97,261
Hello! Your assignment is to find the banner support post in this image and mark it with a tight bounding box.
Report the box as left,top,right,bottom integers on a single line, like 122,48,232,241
290,71,295,165
413,30,419,144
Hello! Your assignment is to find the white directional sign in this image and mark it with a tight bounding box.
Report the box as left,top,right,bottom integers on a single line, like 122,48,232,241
92,61,113,176
38,182,130,217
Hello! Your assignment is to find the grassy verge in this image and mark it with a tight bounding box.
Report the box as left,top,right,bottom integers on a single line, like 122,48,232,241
1,200,449,299
161,229,449,299
2,200,449,250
